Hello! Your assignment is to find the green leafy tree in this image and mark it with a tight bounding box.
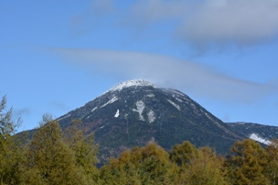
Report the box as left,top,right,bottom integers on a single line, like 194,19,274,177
0,95,22,185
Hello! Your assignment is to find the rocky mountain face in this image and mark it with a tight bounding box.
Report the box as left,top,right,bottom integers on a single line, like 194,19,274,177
21,79,278,164
56,79,248,163
225,122,278,145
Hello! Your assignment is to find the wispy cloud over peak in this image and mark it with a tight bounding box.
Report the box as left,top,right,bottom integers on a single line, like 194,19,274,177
51,48,277,103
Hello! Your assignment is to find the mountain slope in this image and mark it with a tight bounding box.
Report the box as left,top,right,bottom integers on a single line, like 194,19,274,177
57,79,244,162
225,122,278,145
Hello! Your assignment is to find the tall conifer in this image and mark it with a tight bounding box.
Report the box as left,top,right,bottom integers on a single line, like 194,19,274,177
22,114,89,185
0,96,22,185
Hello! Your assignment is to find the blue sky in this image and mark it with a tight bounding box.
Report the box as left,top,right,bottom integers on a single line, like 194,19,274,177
1,0,278,131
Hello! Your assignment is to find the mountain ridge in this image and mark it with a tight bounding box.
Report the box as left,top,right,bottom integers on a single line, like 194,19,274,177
21,79,278,164
56,79,245,162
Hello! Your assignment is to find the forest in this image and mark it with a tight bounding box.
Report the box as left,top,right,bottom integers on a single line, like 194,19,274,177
1,95,278,185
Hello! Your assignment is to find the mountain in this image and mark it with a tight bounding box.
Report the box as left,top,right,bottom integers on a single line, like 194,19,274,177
21,79,278,164
56,79,245,163
225,122,278,145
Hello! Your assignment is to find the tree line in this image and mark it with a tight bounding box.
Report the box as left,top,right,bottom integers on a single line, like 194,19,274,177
1,95,278,185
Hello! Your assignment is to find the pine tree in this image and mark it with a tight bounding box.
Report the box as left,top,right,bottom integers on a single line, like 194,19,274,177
64,119,100,184
138,142,177,184
100,150,142,185
226,139,269,185
22,114,89,185
182,147,228,185
265,139,278,184
0,95,22,185
169,141,198,167
100,142,178,185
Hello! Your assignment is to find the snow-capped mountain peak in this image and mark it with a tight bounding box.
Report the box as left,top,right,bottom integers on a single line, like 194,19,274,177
109,79,156,92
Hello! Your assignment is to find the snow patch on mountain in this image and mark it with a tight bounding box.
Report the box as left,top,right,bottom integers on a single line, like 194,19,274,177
249,133,271,145
91,107,98,112
58,114,71,121
204,112,225,128
132,100,145,121
147,110,156,123
114,109,120,118
101,96,118,108
173,90,186,97
167,99,180,111
205,113,214,121
175,97,183,103
147,94,155,98
109,79,156,92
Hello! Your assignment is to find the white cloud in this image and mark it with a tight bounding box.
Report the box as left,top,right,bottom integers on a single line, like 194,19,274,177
181,0,278,45
69,0,278,50
127,0,278,48
51,48,277,103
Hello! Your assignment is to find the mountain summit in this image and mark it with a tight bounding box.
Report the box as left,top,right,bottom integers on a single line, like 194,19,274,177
108,79,156,92
57,79,245,162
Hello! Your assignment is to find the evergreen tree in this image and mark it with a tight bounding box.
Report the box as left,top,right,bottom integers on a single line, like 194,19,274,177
226,139,269,185
265,139,278,184
100,142,178,185
169,141,198,167
64,119,100,184
100,150,142,185
181,147,228,185
22,114,90,185
138,142,177,184
0,95,22,185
